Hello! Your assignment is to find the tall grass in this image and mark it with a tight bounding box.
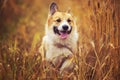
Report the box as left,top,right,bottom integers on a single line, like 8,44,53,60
0,0,119,80
0,34,119,80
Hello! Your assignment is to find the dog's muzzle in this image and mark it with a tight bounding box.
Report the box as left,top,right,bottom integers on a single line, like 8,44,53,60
53,26,72,39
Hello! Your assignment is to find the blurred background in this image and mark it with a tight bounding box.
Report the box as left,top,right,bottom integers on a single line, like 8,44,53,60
0,0,119,49
0,0,101,47
0,0,120,80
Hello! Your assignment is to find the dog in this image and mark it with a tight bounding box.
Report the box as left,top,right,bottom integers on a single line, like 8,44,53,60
39,2,78,73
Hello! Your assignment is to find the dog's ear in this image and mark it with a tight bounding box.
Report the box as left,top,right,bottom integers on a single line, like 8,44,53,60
50,2,58,15
66,8,71,13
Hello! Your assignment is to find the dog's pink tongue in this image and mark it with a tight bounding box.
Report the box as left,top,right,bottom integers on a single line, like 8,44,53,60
60,33,68,39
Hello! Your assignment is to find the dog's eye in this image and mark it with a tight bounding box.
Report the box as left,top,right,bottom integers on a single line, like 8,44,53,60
67,19,71,23
56,18,61,22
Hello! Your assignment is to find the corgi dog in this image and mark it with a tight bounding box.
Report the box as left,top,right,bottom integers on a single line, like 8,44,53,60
40,2,78,73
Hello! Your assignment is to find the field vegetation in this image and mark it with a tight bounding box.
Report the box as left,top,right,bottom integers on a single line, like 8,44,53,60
0,0,120,80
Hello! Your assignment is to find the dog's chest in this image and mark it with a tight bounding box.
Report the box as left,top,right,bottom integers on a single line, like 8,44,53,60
46,43,73,60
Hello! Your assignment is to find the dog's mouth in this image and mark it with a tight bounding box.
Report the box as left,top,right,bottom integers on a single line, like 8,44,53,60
53,26,72,39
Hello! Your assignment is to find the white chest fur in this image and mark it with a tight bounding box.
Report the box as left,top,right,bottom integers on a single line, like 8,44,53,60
43,31,78,60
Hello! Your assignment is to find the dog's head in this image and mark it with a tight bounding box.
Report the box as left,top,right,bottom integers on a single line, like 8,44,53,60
46,2,77,39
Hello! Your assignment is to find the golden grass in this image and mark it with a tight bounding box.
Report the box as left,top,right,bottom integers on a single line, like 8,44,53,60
0,0,120,80
0,33,119,80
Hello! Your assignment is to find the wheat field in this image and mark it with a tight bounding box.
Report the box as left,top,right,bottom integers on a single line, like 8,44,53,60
0,0,120,80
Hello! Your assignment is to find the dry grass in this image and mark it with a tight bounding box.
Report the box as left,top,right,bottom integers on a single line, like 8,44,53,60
0,0,120,80
0,33,119,80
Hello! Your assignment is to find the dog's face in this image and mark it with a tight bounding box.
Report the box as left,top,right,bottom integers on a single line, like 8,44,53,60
46,2,76,39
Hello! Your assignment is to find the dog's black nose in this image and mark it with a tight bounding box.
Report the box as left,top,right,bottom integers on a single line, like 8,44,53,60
62,25,68,30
